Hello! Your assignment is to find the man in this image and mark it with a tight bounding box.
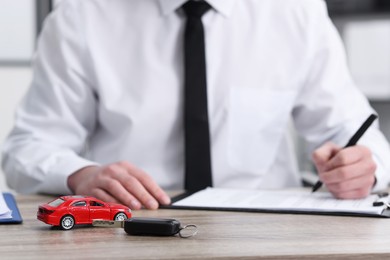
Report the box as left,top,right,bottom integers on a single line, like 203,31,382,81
3,0,390,210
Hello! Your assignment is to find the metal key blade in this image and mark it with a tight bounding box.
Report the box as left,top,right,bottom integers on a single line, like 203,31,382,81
92,219,124,228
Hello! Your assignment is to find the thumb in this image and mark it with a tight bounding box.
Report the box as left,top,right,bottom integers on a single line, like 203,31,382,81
312,142,341,172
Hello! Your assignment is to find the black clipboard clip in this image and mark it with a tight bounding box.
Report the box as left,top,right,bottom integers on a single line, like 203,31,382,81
373,192,390,208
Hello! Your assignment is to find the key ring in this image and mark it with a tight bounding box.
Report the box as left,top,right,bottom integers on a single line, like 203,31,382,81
178,224,198,238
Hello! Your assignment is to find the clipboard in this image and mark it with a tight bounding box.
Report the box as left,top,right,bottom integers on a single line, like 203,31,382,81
161,188,390,218
0,192,23,224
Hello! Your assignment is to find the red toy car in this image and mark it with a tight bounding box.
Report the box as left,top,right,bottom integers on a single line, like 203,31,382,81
37,195,132,230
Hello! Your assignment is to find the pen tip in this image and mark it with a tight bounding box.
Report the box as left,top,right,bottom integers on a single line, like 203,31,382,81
312,181,322,193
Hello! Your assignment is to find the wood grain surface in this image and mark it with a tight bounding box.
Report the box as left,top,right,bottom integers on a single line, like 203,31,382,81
1,194,390,259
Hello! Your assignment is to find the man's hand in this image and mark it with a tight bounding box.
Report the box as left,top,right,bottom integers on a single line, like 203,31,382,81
67,161,171,210
312,142,377,199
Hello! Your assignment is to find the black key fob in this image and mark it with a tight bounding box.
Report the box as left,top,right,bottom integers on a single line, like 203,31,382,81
124,217,181,236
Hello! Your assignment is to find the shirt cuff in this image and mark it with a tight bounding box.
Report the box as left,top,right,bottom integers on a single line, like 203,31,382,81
42,153,99,195
372,154,390,193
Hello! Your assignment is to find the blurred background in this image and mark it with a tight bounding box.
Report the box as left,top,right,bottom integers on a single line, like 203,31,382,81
1,0,390,191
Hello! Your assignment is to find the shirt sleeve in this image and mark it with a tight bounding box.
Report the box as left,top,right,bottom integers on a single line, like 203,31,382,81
292,1,390,191
1,1,99,194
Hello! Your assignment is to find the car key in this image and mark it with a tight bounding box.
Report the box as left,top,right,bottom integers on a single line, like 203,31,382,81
92,217,198,238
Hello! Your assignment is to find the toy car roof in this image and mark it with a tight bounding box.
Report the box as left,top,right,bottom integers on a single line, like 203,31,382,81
60,195,98,201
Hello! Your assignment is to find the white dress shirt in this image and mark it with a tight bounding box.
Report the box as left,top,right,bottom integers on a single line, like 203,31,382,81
3,0,390,194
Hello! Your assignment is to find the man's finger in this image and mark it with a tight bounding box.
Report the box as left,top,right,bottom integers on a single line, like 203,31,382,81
320,159,375,184
106,165,159,210
312,142,341,172
325,172,375,194
331,187,372,200
96,165,143,209
122,176,159,210
90,188,119,204
99,177,142,210
325,145,372,170
119,161,171,205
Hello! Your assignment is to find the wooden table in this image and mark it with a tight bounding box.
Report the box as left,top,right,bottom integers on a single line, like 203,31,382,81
2,195,390,259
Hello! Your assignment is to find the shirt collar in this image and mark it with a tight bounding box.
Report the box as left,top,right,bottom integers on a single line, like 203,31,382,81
158,0,237,17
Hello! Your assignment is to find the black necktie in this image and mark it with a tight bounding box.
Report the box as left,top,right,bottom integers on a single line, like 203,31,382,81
182,1,213,192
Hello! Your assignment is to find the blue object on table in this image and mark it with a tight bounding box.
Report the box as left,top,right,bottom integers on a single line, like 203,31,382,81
0,192,23,224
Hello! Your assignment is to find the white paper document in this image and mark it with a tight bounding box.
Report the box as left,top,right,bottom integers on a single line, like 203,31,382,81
172,188,389,217
0,192,12,219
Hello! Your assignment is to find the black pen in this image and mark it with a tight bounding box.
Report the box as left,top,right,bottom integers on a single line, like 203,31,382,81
311,114,378,193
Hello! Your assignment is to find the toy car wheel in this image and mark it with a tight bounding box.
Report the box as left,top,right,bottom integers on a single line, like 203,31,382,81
114,212,128,221
60,215,75,230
